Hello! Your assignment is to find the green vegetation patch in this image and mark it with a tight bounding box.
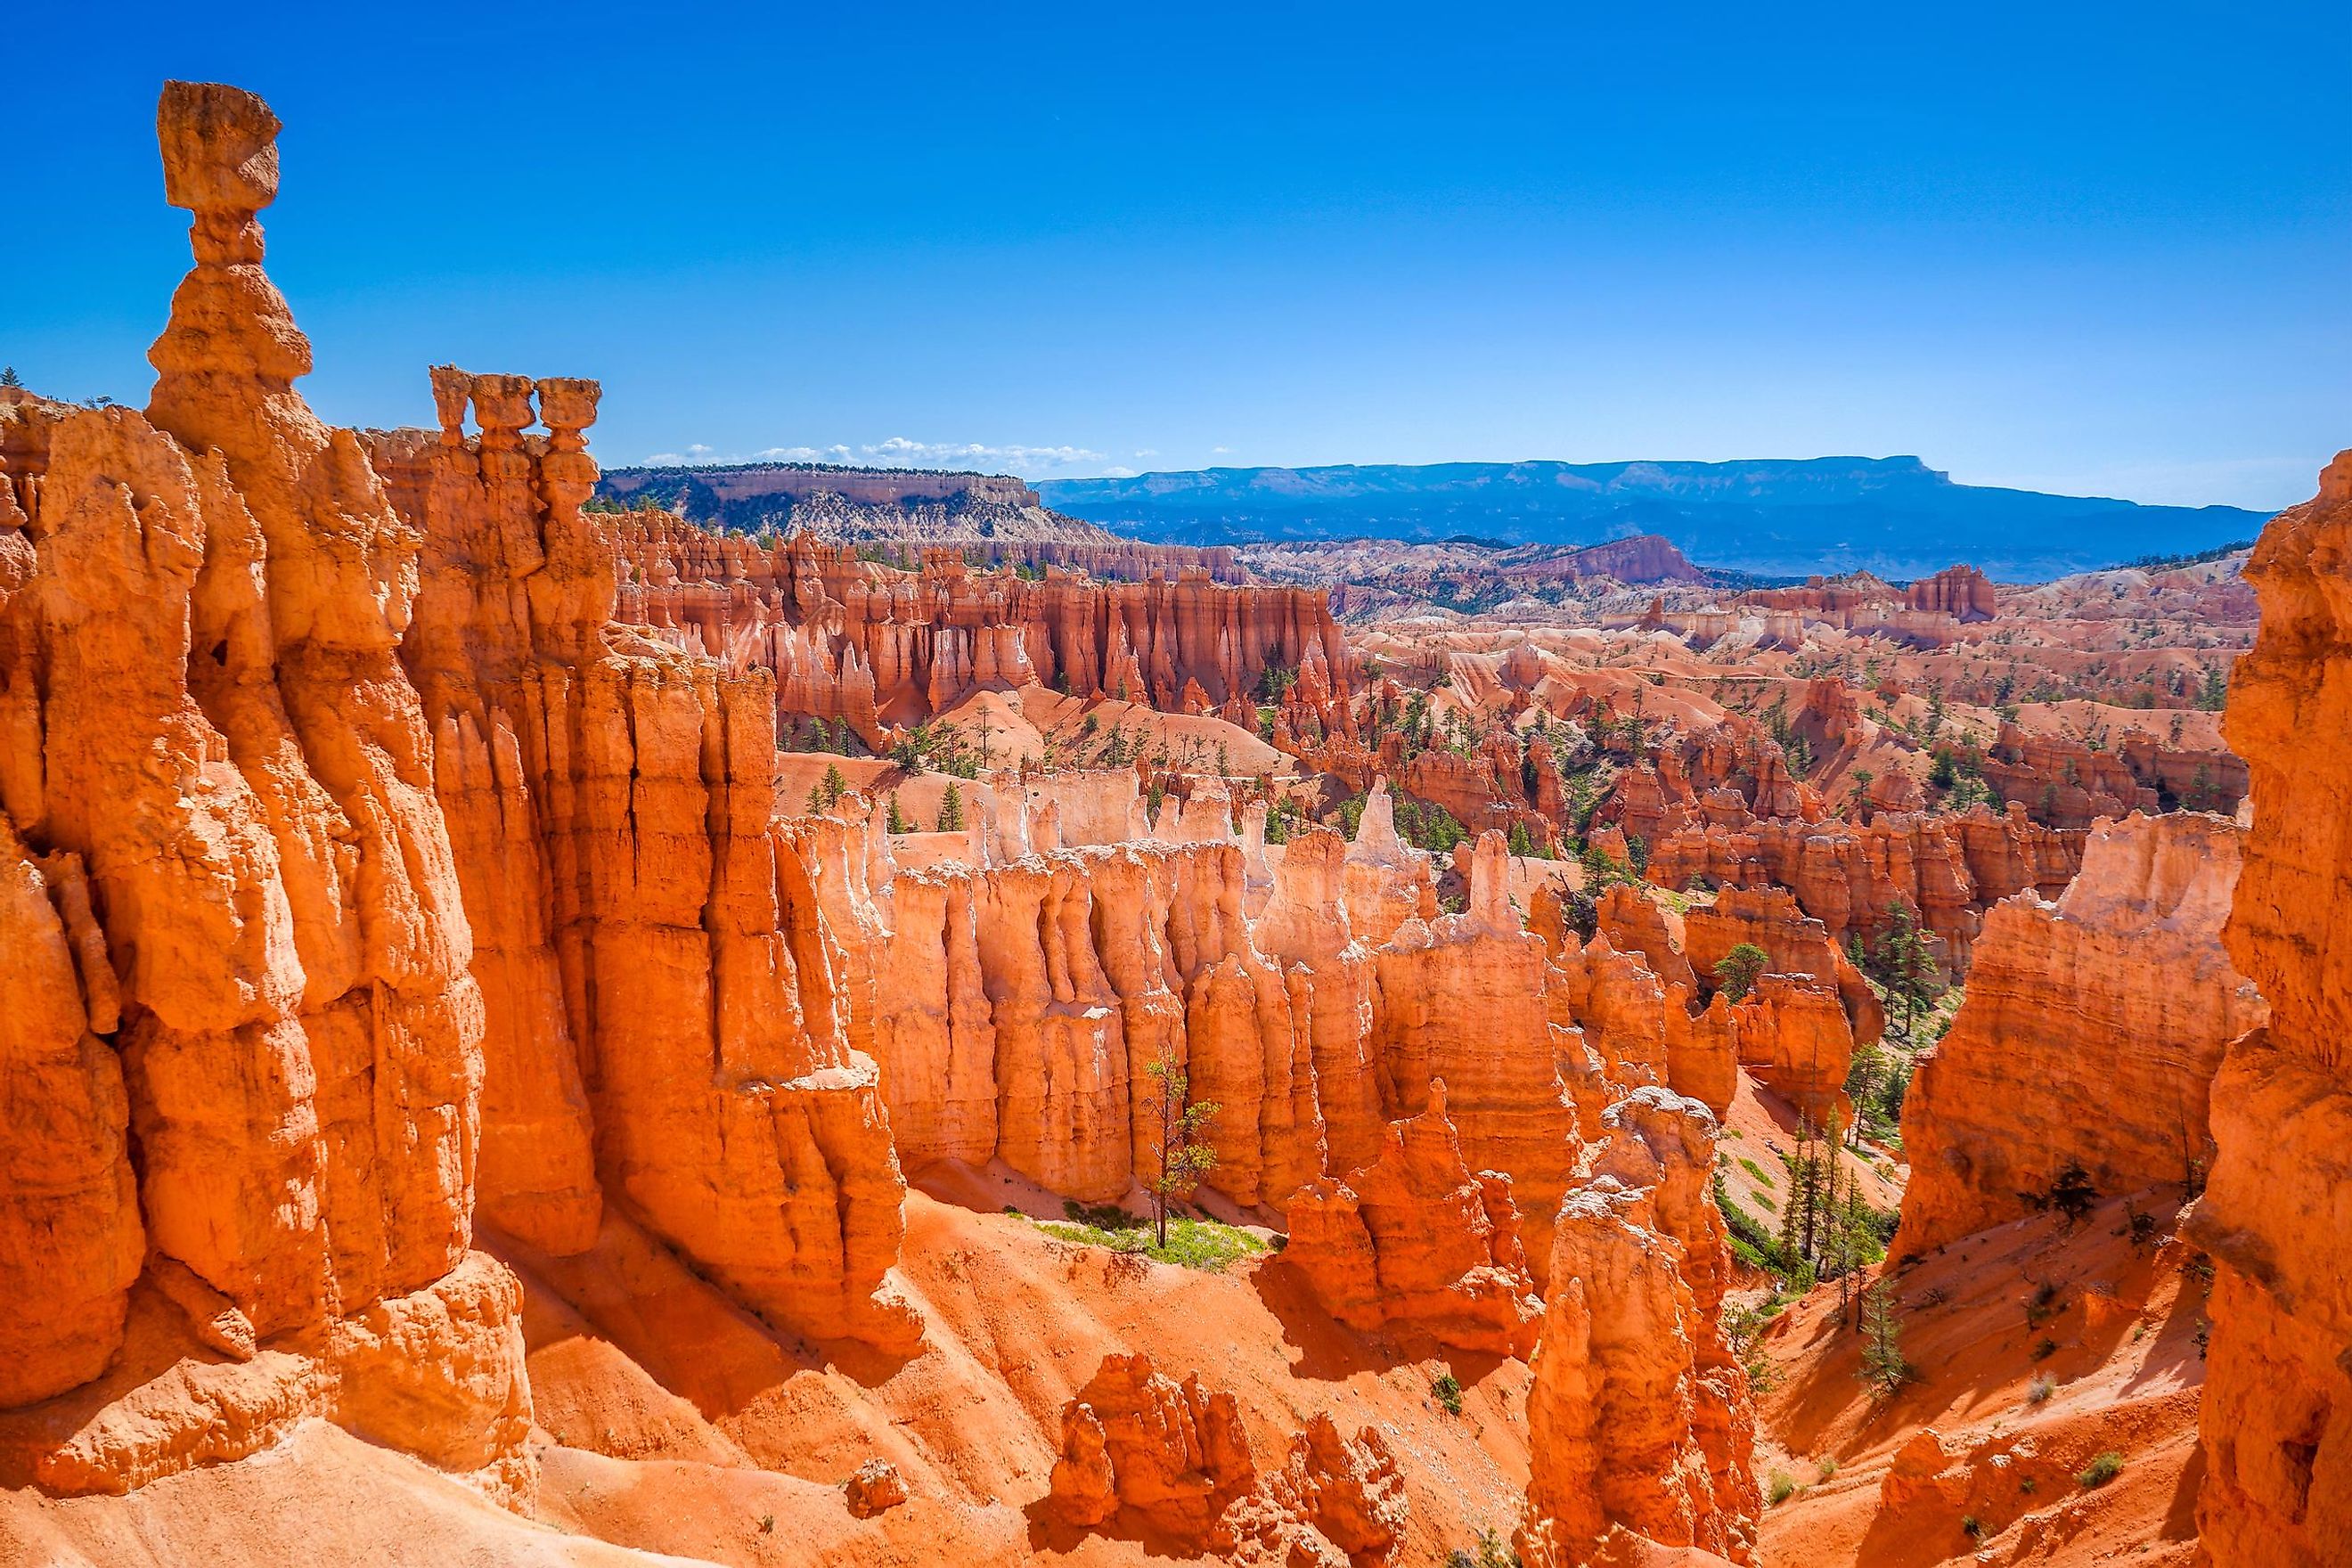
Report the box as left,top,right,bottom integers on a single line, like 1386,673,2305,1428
1033,1203,1270,1273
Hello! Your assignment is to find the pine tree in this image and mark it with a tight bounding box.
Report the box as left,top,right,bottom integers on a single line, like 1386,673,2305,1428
819,764,848,807
886,792,911,834
1142,1042,1221,1248
935,782,965,833
1858,1278,1909,1395
0,366,20,388
1713,942,1770,1003
1866,903,1940,1040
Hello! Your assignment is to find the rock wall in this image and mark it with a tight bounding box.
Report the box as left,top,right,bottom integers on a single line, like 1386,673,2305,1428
606,519,1351,746
0,81,526,1506
1519,1089,1758,1565
1892,811,2265,1262
373,371,921,1355
1285,1082,1543,1356
1652,801,2081,977
2191,450,2352,1567
1042,1351,1409,1564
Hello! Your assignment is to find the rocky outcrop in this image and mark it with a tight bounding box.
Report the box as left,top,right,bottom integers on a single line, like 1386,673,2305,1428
1520,1088,1757,1566
1727,974,1854,1125
1682,886,1883,1045
1370,834,1588,1276
1893,811,2264,1261
1044,1352,1258,1539
1651,804,2074,978
1043,1352,1407,1564
377,371,920,1356
608,519,1352,747
2190,450,2352,1567
0,81,525,1506
1285,1082,1542,1355
1905,563,1997,620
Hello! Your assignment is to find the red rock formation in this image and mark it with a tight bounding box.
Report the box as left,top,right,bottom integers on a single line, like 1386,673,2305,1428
1904,563,1997,620
1682,886,1883,1045
0,81,526,1506
1978,722,2159,828
1045,1352,1259,1539
1371,833,1588,1275
2190,449,2352,1567
1285,1082,1542,1356
1893,811,2263,1262
1596,885,1697,992
1258,1412,1411,1562
1043,1351,1409,1564
378,371,921,1356
608,519,1352,747
1521,1088,1757,1566
1653,805,2024,976
1727,974,1854,1126
845,1458,910,1517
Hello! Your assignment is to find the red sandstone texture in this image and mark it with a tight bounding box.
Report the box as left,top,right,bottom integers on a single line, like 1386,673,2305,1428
0,80,525,1507
607,519,1352,750
1040,1350,1409,1563
1520,1088,1758,1567
1284,1082,1543,1356
2187,450,2352,1567
1893,811,2264,1262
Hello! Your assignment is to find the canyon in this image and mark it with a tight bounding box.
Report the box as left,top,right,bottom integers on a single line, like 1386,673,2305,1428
0,76,2340,1568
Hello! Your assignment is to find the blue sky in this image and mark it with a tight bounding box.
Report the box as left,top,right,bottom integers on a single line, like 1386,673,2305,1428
11,3,2348,508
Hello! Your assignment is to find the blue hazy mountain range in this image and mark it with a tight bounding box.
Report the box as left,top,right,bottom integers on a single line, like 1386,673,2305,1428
1038,457,2272,581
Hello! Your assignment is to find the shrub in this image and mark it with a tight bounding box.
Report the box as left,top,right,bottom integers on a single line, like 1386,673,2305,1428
2032,1337,2058,1362
1767,1470,1797,1507
1961,1515,1983,1539
1817,1455,1840,1481
1037,1206,1269,1273
1432,1371,1465,1416
2028,1374,2056,1404
1442,1530,1516,1568
2078,1451,2125,1490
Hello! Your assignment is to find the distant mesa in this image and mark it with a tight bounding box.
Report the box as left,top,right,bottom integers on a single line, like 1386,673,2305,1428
594,458,1245,581
601,459,1044,510
1038,455,2275,580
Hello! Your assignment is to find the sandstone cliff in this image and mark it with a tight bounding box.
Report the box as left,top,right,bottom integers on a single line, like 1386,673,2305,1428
608,520,1352,749
375,371,920,1355
1893,811,2264,1262
2190,450,2352,1567
0,81,527,1507
1520,1089,1758,1566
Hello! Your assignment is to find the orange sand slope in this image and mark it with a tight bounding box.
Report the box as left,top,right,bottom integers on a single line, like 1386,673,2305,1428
4,1183,1534,1567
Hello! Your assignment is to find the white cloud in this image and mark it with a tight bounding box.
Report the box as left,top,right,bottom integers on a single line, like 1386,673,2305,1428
857,437,1107,476
754,444,858,463
1210,445,1230,455
638,437,1124,478
1131,448,1159,459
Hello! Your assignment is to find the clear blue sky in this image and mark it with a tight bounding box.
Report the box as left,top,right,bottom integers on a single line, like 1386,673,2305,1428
12,2,2348,508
